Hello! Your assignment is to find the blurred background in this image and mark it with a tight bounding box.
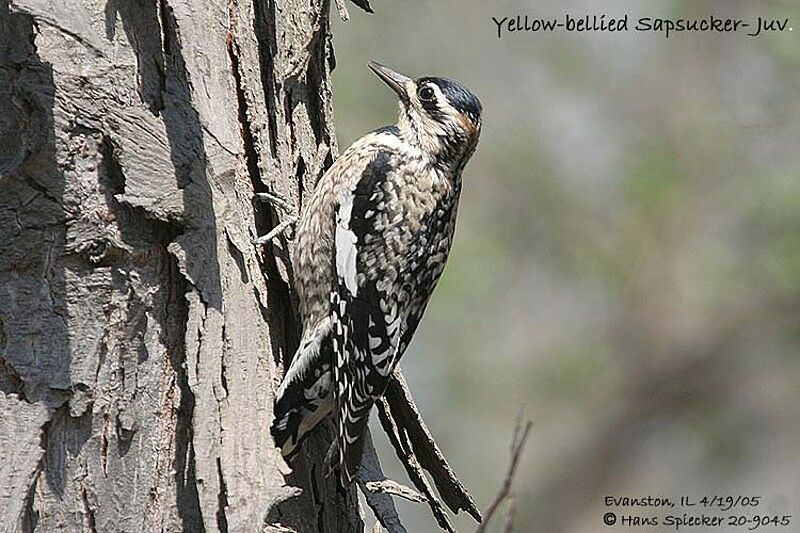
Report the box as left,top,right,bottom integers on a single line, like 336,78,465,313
330,1,800,531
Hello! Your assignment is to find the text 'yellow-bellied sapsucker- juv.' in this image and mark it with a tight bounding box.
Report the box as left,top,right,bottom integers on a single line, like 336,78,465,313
270,61,482,484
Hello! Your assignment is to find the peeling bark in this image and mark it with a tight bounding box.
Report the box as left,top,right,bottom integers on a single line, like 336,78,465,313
0,0,362,530
383,371,481,521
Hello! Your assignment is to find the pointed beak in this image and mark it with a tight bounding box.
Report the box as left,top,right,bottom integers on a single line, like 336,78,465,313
369,61,412,101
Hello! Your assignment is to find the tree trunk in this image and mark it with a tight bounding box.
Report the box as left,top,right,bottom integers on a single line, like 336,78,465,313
0,0,362,530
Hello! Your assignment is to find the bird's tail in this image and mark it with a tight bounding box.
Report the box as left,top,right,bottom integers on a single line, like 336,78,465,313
325,403,371,485
270,319,334,458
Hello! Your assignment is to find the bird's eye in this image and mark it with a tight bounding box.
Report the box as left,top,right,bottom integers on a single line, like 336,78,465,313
417,86,435,102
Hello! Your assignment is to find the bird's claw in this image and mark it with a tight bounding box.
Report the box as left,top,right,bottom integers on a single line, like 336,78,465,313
252,216,298,245
255,191,295,213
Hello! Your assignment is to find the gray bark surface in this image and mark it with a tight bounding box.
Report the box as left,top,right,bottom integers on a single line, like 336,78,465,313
0,0,363,530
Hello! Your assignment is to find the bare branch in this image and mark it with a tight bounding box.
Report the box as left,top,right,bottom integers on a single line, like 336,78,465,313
357,429,408,533
475,415,532,533
377,398,456,533
384,370,482,522
503,496,517,533
364,480,426,504
263,526,300,533
333,0,350,21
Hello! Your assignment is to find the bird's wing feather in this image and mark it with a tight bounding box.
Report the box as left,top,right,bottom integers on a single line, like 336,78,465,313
270,317,334,457
330,150,404,483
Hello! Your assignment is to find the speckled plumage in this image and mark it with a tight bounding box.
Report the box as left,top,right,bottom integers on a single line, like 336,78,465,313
271,62,482,484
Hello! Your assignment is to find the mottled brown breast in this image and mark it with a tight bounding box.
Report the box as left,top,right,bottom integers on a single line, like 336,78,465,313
292,135,399,328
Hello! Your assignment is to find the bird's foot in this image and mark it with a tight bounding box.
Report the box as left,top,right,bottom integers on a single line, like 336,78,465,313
255,191,295,213
252,216,298,245
252,190,298,245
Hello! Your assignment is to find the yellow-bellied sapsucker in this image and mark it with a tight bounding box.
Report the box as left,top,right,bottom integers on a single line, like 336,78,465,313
270,61,482,484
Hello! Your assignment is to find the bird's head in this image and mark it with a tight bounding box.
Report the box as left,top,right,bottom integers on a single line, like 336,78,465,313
369,61,482,167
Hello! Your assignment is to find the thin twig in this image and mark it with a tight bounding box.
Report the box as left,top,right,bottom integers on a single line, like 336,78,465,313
377,398,456,532
475,414,532,533
384,370,482,522
356,429,408,533
503,496,518,533
333,0,350,21
365,480,427,504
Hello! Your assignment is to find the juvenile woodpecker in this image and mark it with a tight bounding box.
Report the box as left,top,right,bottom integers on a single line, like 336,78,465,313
270,61,482,484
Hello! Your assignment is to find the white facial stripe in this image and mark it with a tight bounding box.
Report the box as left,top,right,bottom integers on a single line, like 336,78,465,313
394,79,481,161
421,83,457,117
428,83,449,112
413,83,459,137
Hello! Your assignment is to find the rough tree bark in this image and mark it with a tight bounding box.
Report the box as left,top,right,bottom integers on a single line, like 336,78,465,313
0,0,367,530
0,0,502,530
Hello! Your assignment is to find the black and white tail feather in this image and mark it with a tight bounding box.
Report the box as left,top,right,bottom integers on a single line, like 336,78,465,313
270,318,334,460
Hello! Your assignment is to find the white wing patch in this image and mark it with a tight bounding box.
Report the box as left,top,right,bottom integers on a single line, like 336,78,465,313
335,192,359,297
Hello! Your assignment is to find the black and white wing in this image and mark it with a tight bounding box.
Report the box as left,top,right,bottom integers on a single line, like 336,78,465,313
329,151,406,483
270,317,335,458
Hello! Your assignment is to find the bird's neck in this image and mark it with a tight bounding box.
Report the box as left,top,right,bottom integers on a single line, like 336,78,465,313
394,121,469,178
